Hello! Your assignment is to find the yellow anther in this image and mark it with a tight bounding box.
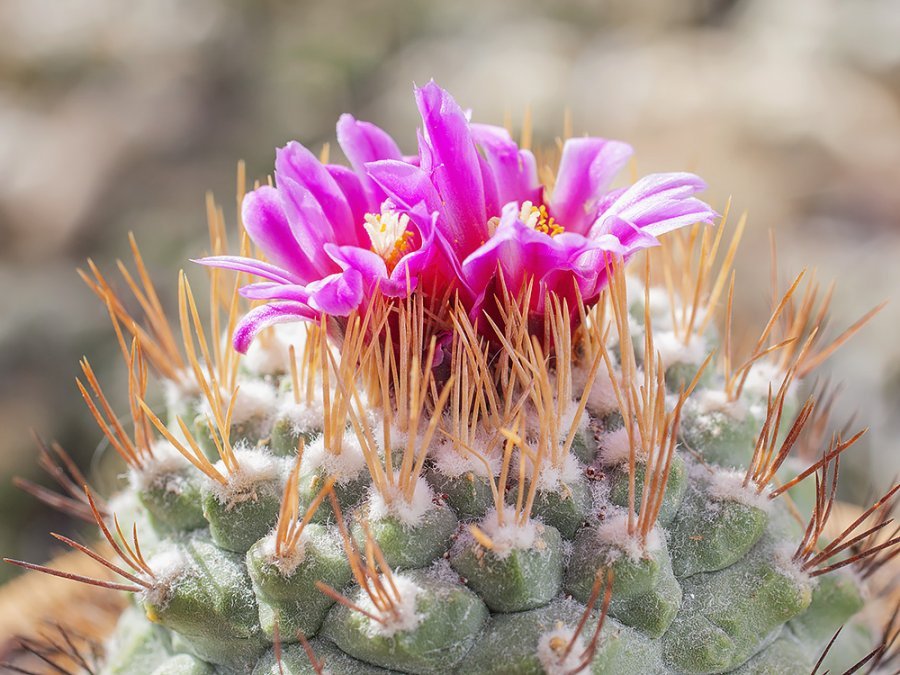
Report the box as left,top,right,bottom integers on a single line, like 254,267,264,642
519,201,565,237
364,206,414,272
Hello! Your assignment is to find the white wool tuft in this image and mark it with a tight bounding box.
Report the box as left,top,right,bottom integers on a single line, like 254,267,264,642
654,330,708,367
368,474,434,527
706,468,773,511
231,380,279,426
360,574,423,637
647,286,674,322
595,511,661,561
479,507,540,559
198,379,278,429
243,323,310,376
771,541,813,588
537,628,586,675
257,528,309,577
373,419,434,459
143,548,188,608
302,431,367,484
575,363,620,417
208,448,283,505
278,397,326,436
432,438,499,479
598,426,647,466
129,439,191,492
163,370,201,411
694,389,747,421
536,453,583,491
741,360,799,402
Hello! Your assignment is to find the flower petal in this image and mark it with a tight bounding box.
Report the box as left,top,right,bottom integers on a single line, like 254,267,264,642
277,177,342,278
414,81,487,253
306,268,365,316
240,186,314,279
336,114,403,202
327,165,372,245
238,282,312,303
365,160,443,216
276,141,359,245
471,124,541,206
233,302,316,354
550,137,633,235
193,255,300,285
591,172,717,240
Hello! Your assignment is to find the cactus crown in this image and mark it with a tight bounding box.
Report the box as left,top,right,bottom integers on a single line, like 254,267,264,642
6,99,900,675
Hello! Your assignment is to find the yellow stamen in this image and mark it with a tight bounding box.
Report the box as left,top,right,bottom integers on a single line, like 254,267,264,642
519,201,565,237
364,206,414,272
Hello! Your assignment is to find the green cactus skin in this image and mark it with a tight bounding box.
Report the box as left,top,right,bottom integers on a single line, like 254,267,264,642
425,465,494,520
138,469,207,532
665,359,712,395
450,523,564,612
607,557,682,638
787,569,865,644
320,568,489,674
299,469,370,525
607,454,688,527
527,475,594,538
142,534,265,662
729,632,813,675
456,598,665,674
667,483,768,578
566,526,665,603
103,606,173,674
252,639,400,674
662,541,813,673
570,429,596,465
812,618,875,675
351,501,458,569
98,392,880,675
93,321,881,675
679,401,761,469
201,477,284,553
269,416,320,457
246,523,352,641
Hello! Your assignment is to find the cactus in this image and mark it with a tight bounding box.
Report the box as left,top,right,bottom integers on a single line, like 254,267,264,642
6,82,900,675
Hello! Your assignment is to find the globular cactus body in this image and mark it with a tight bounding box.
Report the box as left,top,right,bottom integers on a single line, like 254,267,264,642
11,82,897,675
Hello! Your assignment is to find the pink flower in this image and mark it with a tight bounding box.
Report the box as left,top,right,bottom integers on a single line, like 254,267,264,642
199,81,716,352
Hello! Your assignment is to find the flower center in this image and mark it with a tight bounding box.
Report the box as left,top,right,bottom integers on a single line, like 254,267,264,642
364,206,414,272
520,201,564,237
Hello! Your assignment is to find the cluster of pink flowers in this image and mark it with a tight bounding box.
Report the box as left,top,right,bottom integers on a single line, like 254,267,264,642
199,82,717,352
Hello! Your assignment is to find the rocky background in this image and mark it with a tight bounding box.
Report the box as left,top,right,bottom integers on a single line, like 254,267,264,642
1,0,899,582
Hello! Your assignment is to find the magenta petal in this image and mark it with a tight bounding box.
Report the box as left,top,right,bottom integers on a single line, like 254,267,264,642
238,282,312,303
277,177,342,277
325,244,394,292
306,269,365,316
414,81,488,253
478,151,500,220
591,172,717,240
337,114,403,166
337,114,403,201
366,160,442,215
471,124,541,206
550,137,633,235
327,165,372,245
194,255,301,285
233,302,316,353
276,141,357,243
463,203,628,311
240,186,314,279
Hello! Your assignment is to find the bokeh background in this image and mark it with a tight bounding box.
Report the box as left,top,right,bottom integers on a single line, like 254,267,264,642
1,0,899,584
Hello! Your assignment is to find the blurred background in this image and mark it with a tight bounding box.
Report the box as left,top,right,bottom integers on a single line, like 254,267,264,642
1,0,899,583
